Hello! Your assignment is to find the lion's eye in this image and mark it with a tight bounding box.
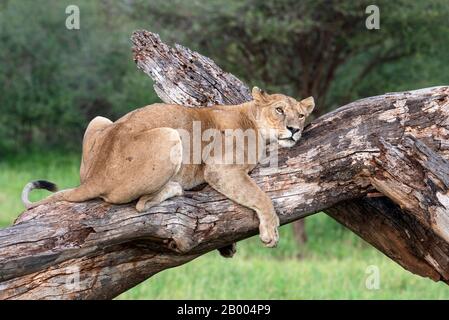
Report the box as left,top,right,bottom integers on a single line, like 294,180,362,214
299,114,305,119
275,107,284,115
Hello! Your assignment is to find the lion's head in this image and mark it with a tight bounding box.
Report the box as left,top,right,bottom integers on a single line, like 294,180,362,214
252,87,315,148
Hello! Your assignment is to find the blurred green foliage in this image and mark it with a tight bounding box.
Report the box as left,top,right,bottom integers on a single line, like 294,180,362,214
0,0,159,153
1,0,448,153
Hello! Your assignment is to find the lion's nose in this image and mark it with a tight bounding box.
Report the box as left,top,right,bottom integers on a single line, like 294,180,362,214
287,126,300,135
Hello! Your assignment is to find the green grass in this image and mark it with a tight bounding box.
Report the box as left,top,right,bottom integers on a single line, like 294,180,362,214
1,152,448,299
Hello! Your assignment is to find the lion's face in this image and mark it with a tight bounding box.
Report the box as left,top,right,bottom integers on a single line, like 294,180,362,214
252,87,315,148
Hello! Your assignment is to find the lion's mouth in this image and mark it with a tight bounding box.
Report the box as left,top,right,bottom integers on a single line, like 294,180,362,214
280,137,297,142
278,137,298,147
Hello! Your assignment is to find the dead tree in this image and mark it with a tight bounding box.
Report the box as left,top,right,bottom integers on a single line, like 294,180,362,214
1,30,449,299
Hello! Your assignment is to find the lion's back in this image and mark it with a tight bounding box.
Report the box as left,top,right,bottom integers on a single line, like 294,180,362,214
114,103,196,131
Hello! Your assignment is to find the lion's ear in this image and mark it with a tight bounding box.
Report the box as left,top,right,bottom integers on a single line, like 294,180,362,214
252,86,267,103
300,96,315,115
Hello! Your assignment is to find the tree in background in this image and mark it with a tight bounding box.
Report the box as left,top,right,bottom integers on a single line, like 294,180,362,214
128,0,449,112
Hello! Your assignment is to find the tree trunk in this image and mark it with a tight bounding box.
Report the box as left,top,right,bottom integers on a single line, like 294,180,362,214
1,30,449,299
292,220,307,247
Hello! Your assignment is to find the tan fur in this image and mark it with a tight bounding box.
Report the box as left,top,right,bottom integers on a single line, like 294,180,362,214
24,87,314,247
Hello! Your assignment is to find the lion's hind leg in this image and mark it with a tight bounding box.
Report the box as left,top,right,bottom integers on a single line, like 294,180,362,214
218,243,237,258
136,181,183,212
101,127,184,205
80,116,113,183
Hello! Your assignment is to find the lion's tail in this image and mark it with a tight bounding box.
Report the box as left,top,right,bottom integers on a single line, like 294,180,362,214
21,180,58,209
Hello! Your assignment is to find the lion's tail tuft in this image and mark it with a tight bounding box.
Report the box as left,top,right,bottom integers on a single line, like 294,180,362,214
21,180,58,208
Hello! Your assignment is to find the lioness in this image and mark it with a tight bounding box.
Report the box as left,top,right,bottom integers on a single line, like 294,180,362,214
22,87,314,253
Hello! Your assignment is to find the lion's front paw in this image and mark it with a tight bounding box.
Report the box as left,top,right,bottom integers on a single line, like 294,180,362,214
259,215,280,248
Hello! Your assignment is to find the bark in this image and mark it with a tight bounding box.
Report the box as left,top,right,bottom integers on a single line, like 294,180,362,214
1,30,449,299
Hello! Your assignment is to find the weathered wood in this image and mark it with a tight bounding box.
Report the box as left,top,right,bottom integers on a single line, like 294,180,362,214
328,197,449,283
132,30,251,106
0,30,448,299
